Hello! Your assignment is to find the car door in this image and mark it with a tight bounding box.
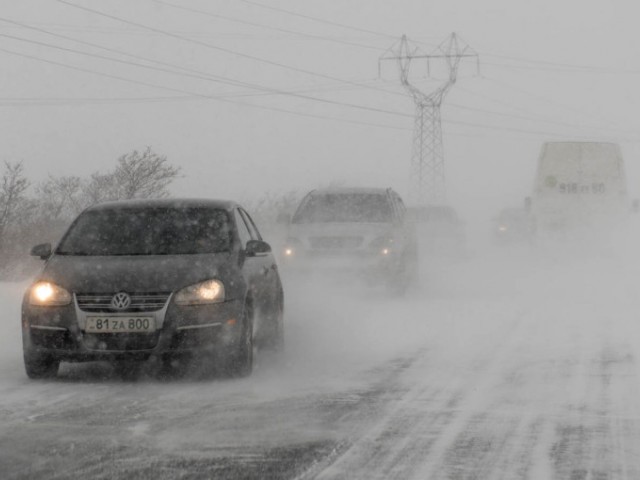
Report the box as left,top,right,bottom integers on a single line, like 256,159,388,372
240,208,281,305
233,208,274,313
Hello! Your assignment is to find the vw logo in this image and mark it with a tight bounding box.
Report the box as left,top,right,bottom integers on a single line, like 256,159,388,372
110,292,131,311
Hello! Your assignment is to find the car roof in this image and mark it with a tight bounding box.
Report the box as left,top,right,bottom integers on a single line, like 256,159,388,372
307,187,392,196
85,198,238,212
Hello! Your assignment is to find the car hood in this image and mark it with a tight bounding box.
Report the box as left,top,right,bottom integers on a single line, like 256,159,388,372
37,253,236,293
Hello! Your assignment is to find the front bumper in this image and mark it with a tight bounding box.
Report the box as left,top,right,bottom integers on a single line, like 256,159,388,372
280,250,402,279
22,296,245,362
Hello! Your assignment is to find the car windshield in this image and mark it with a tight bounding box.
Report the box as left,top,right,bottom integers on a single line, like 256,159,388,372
292,193,393,223
56,207,232,255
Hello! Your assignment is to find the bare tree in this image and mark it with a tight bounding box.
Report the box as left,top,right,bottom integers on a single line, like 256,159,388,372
36,175,84,220
81,172,120,206
0,161,29,247
114,147,180,199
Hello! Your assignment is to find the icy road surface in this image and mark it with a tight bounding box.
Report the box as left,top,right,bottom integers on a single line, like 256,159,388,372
2,246,640,479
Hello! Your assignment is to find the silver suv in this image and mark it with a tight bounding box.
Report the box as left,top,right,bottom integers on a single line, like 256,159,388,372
281,187,418,291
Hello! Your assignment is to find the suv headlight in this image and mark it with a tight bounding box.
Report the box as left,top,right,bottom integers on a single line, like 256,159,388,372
29,282,72,306
174,279,225,305
370,235,395,255
283,237,302,257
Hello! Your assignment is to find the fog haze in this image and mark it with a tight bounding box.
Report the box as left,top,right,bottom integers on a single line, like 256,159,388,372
3,1,640,478
3,0,640,218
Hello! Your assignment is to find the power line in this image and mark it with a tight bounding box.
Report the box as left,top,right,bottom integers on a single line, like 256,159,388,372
55,0,407,100
0,31,249,88
238,0,398,40
0,95,195,106
453,84,640,138
442,116,640,142
0,15,260,90
0,23,414,119
0,46,414,132
0,15,390,101
446,99,639,138
7,44,635,143
484,60,640,75
483,51,640,75
151,0,382,51
481,75,638,134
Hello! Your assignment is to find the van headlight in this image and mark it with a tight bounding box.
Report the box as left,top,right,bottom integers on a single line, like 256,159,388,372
29,282,72,306
174,279,225,305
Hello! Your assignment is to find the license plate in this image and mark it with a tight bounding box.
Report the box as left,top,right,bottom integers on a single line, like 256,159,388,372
85,317,156,333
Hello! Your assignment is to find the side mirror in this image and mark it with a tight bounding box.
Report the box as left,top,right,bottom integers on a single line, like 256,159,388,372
245,239,271,257
30,243,52,260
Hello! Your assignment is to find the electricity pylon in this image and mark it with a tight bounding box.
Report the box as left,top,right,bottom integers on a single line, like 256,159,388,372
380,34,478,206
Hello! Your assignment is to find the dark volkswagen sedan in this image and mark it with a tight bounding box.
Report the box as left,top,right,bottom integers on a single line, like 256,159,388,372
22,199,284,379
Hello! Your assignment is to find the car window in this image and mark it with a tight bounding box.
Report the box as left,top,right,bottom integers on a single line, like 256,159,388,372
292,193,393,223
390,191,406,220
234,209,252,246
239,208,262,241
56,207,232,256
395,193,406,215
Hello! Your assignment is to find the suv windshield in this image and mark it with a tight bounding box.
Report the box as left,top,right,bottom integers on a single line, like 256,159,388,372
292,193,393,223
57,207,232,256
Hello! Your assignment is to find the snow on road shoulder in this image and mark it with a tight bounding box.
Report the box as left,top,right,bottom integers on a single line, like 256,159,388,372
0,281,27,382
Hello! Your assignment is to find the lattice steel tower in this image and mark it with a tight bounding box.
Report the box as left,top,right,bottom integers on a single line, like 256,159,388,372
381,34,478,206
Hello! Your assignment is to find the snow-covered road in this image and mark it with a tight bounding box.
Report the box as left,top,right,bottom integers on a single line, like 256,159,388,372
2,245,640,479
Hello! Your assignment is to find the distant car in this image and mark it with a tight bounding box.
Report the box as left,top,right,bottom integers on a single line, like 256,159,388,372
22,199,284,379
493,207,533,243
408,204,466,255
281,187,418,291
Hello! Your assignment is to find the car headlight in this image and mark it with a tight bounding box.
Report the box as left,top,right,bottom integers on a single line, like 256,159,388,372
29,281,72,306
174,279,225,305
283,237,302,257
370,235,395,255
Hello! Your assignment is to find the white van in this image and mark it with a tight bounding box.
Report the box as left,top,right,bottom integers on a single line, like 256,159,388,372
529,141,629,234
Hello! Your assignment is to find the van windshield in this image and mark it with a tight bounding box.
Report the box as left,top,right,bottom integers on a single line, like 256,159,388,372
57,207,232,256
292,193,393,223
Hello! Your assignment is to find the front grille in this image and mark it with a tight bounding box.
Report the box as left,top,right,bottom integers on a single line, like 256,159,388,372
82,332,160,351
309,236,363,250
76,292,171,313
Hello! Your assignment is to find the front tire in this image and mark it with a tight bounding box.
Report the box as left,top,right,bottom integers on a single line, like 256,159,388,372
224,303,255,378
24,350,59,379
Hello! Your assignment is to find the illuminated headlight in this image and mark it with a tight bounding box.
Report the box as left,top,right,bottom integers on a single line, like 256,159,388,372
283,238,302,257
29,282,72,306
498,225,508,232
174,279,225,305
371,235,394,255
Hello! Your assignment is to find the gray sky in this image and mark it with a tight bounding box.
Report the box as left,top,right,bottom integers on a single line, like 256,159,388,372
2,0,640,218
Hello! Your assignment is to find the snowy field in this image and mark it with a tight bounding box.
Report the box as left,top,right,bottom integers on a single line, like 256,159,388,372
2,241,640,479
